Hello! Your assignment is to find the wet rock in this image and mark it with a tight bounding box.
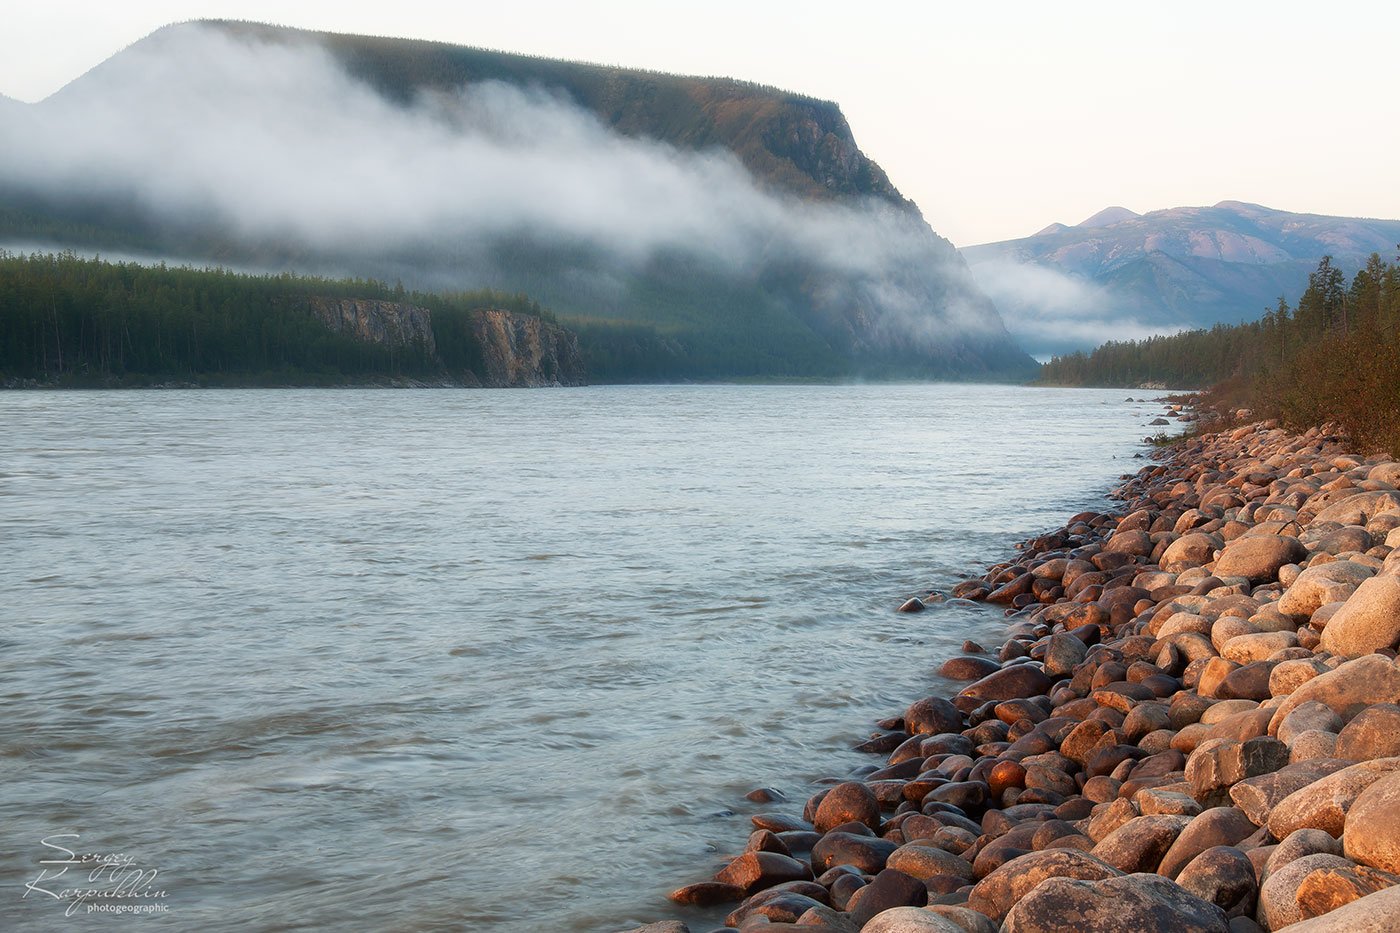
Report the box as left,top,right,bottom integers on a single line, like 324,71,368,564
1257,852,1355,930
726,888,827,926
966,849,1123,922
1160,807,1260,879
716,851,814,893
937,656,1002,681
814,782,881,834
1215,536,1308,585
1044,634,1088,677
898,597,927,613
957,666,1053,704
810,832,899,874
1001,872,1229,932
1341,770,1400,873
617,923,691,933
1319,576,1400,658
746,787,788,803
1091,814,1192,873
906,697,964,736
667,881,744,906
886,845,974,883
848,869,928,927
1335,704,1400,762
1176,846,1258,918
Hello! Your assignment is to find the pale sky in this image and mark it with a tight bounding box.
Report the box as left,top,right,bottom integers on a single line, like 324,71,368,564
3,0,1397,247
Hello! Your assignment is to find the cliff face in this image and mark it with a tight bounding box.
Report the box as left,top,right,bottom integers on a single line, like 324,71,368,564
307,296,585,387
309,297,436,356
468,308,585,388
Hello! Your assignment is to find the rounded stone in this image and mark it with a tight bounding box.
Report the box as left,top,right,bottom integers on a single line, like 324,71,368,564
1001,872,1229,933
1176,846,1258,918
1335,704,1400,762
814,781,881,834
1342,770,1400,874
1320,576,1400,658
1215,535,1308,585
966,849,1123,922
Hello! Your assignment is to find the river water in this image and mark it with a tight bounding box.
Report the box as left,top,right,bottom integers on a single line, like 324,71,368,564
3,384,1161,931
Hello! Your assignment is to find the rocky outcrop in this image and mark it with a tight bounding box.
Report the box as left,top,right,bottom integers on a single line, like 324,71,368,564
308,297,436,355
467,308,585,388
308,297,585,387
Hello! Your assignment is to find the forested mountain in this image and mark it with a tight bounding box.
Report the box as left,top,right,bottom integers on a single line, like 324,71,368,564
1039,253,1400,453
963,201,1400,356
0,21,1036,382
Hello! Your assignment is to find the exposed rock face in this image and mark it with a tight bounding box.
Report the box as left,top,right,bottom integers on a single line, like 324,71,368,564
468,308,586,388
308,297,437,356
308,297,585,387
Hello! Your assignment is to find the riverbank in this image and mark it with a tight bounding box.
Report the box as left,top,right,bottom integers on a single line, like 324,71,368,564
633,415,1400,932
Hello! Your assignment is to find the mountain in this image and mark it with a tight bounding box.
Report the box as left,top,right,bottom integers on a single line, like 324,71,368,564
962,201,1400,357
0,21,1035,382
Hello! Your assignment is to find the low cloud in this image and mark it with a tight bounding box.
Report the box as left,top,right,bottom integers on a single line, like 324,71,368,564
0,24,1004,347
967,258,1190,357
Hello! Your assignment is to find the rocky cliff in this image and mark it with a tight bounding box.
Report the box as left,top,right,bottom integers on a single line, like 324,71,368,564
309,297,437,356
307,297,585,387
466,308,585,388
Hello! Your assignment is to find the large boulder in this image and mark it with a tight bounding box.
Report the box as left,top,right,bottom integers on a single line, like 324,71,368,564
1268,758,1400,839
1257,852,1355,930
1214,535,1307,585
1268,655,1400,736
1276,883,1400,931
1175,846,1258,918
1342,770,1400,874
957,665,1053,703
1001,872,1229,933
1319,576,1400,658
1159,807,1260,880
1295,862,1400,920
906,696,964,735
861,907,966,933
966,849,1123,922
814,781,881,833
1091,814,1193,873
1308,490,1400,526
1277,561,1376,617
1162,533,1224,573
1335,704,1400,761
716,851,813,893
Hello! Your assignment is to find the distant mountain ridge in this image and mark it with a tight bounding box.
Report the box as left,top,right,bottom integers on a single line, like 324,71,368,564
0,21,1036,381
962,201,1400,356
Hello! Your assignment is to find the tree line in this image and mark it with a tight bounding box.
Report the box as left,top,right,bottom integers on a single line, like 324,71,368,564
0,251,549,385
1039,253,1400,452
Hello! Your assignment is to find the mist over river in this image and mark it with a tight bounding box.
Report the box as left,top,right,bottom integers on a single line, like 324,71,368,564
3,384,1161,931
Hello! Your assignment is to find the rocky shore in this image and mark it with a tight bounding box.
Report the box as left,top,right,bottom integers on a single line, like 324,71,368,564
626,416,1400,933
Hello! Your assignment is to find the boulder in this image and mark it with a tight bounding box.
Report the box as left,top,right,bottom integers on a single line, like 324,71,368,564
1215,535,1308,585
1268,758,1400,839
814,782,881,834
1295,862,1400,920
1176,846,1258,918
848,869,929,928
1002,872,1229,933
861,907,966,933
1341,770,1400,874
957,665,1053,703
1230,758,1350,827
1256,852,1354,930
1159,807,1260,880
1268,655,1400,736
1091,814,1193,873
906,696,965,736
1277,561,1375,617
810,832,899,874
966,849,1123,922
1319,576,1400,658
886,845,974,883
938,656,1002,681
1044,634,1088,677
1335,704,1400,761
1163,533,1224,573
1275,882,1400,931
716,851,814,893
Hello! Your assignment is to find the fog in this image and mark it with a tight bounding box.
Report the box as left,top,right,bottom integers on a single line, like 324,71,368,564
0,24,1004,343
967,258,1188,357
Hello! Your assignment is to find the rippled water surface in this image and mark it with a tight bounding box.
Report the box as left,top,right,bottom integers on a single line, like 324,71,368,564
3,385,1162,930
